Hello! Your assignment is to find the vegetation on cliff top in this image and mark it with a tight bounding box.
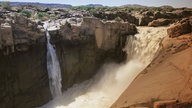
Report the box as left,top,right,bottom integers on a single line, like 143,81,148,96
1,1,11,10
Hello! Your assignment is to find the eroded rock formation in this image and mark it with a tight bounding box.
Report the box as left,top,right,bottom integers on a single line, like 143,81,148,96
167,18,191,38
0,15,45,55
49,17,137,90
0,16,137,108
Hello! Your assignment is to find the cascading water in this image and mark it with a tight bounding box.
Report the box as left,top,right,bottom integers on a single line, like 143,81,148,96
40,27,167,108
44,23,62,98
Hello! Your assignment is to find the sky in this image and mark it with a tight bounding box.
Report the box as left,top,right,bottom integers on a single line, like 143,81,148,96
3,0,192,8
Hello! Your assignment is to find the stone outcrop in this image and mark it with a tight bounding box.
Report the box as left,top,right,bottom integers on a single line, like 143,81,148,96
12,15,45,50
138,15,153,26
62,18,136,49
167,18,191,38
93,11,139,25
0,14,45,55
154,10,192,19
148,18,171,27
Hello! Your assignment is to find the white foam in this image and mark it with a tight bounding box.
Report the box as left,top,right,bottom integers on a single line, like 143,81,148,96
44,23,62,98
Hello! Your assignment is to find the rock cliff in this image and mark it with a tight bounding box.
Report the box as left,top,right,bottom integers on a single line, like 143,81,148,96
54,17,137,90
0,15,137,108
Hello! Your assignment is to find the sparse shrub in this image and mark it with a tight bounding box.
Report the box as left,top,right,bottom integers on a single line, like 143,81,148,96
20,10,32,18
1,1,11,10
34,12,49,20
49,14,57,19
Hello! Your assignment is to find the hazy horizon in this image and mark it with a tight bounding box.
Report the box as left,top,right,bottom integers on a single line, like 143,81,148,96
1,0,192,8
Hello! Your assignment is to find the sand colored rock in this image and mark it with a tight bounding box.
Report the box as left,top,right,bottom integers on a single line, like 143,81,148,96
148,18,171,27
167,18,191,38
111,33,192,108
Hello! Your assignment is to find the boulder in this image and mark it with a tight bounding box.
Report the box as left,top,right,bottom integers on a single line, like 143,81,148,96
93,11,138,25
148,18,171,27
154,11,167,19
171,10,192,18
58,17,137,50
138,16,153,26
0,14,45,53
167,18,191,38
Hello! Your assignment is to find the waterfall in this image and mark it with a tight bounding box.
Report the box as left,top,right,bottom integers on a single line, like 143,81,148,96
40,27,167,108
44,23,62,98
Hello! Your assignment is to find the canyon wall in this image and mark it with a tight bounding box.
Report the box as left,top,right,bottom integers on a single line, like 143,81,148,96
0,16,137,108
0,15,50,108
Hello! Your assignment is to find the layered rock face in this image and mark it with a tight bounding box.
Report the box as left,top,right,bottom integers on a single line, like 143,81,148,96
0,15,45,55
0,44,51,108
49,17,137,90
0,15,49,108
0,16,137,108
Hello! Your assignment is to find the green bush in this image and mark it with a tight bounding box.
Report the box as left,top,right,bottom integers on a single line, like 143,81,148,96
20,10,32,18
49,14,57,19
34,12,49,20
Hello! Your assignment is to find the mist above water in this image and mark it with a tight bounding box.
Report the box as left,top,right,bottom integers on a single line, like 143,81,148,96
40,27,167,108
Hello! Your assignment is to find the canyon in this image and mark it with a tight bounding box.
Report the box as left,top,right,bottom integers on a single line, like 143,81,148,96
0,4,192,108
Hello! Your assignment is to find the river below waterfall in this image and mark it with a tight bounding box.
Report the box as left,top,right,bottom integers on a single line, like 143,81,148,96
40,27,167,108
